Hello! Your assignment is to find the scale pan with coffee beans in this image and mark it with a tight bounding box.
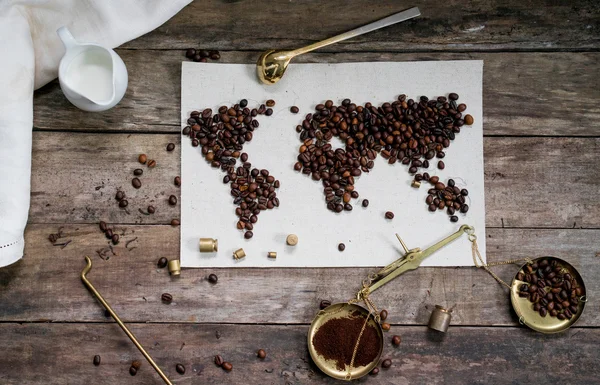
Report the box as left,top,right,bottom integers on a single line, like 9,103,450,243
509,256,587,334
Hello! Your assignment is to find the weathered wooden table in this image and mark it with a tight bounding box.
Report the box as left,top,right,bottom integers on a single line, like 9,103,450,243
1,1,599,384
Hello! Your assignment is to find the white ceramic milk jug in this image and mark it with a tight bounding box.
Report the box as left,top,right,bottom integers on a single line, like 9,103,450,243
57,27,128,112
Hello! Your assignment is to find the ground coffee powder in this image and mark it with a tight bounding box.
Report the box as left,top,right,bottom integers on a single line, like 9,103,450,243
312,313,381,371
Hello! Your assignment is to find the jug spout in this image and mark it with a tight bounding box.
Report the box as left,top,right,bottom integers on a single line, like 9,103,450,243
57,26,78,51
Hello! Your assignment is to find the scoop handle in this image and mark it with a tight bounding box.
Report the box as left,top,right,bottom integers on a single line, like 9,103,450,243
57,26,78,50
291,7,420,56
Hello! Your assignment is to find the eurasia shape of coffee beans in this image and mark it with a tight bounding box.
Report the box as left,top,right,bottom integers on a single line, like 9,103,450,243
293,95,472,221
183,102,279,238
517,258,584,320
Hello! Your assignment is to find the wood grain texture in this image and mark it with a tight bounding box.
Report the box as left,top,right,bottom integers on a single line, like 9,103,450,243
120,0,600,51
1,323,598,385
34,51,600,136
1,225,597,325
28,132,600,228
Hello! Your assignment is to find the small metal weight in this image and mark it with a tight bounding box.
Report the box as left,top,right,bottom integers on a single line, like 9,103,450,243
428,305,452,333
233,248,246,260
168,260,181,276
199,238,218,252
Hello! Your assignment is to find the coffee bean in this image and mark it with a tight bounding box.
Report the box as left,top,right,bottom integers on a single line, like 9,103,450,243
119,199,128,208
148,205,156,214
539,307,547,317
222,362,233,371
380,309,388,321
381,358,392,368
464,114,474,125
131,360,141,370
338,243,345,251
99,221,107,232
266,99,275,107
460,204,469,213
392,335,401,346
450,215,458,222
290,106,299,113
169,195,177,205
161,293,173,304
257,349,267,359
93,355,101,366
133,168,143,176
208,273,218,284
138,154,147,164
214,355,224,367
381,323,391,331
111,234,119,245
185,48,196,58
105,229,113,239
362,199,369,207
244,230,253,239
210,51,221,60
370,368,380,376
385,211,394,219
176,364,185,375
557,313,566,320
437,161,445,169
171,219,180,226
174,176,181,186
319,300,331,310
147,159,157,168
129,367,137,376
167,143,175,152
157,257,168,268
132,178,142,189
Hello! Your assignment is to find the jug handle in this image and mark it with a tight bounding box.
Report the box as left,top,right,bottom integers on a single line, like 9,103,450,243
57,27,78,50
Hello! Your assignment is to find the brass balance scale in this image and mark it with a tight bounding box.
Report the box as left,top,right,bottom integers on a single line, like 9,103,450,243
306,225,588,380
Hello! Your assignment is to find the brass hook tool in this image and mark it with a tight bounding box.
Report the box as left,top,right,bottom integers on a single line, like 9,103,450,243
81,256,173,385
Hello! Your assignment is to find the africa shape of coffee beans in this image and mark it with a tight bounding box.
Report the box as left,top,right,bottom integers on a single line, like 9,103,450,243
517,258,585,320
183,100,279,238
294,95,473,219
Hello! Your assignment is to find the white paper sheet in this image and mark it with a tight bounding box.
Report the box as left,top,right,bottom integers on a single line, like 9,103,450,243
181,61,485,268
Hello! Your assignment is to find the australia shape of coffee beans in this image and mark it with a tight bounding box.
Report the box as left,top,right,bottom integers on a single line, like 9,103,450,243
293,94,472,221
184,94,474,239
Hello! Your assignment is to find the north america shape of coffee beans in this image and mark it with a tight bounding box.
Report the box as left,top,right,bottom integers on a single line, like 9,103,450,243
183,101,280,238
293,95,473,220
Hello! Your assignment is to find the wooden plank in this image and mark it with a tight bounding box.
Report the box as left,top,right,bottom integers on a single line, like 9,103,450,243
34,51,600,136
121,0,600,51
0,323,598,384
1,225,597,325
28,132,600,228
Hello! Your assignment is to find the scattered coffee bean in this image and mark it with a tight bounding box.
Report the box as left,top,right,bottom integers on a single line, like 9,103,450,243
222,362,233,371
174,176,181,186
320,300,331,310
464,114,474,125
176,364,185,375
157,257,168,268
185,48,196,59
115,191,125,201
438,160,445,170
105,229,113,239
381,322,391,331
240,99,248,108
133,168,143,176
138,154,147,164
208,273,218,284
210,51,221,60
370,367,379,376
171,219,180,226
379,309,388,321
362,199,369,207
381,358,392,369
99,221,107,232
111,234,119,245
93,355,101,366
161,293,173,304
119,199,128,208
338,243,345,251
214,355,224,367
244,230,253,239
129,366,137,376
266,99,275,107
392,335,401,346
132,178,142,189
257,349,267,359
168,195,177,205
167,143,175,152
131,360,142,370
385,211,394,219
148,205,156,214
290,106,299,113
147,159,157,168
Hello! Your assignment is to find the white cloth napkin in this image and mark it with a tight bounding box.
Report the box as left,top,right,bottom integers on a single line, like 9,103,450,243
0,0,192,267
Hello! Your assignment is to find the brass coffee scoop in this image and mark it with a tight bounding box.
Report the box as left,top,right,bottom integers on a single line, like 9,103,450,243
308,225,474,381
256,7,421,85
81,257,173,385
